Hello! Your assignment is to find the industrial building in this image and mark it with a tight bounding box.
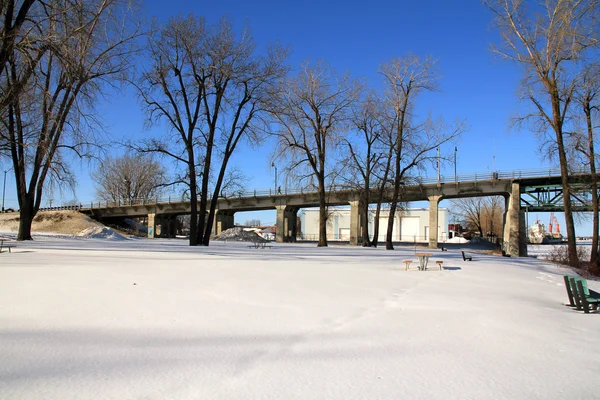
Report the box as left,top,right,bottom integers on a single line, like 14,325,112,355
298,207,449,243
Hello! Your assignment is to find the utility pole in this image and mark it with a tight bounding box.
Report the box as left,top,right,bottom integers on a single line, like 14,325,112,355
437,147,441,184
454,146,457,183
2,168,10,212
271,162,278,192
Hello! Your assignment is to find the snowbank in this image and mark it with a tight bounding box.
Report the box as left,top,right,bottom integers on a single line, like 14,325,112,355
214,226,268,242
76,226,127,240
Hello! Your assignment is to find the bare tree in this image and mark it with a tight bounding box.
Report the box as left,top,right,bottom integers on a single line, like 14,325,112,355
343,92,389,246
271,61,361,247
136,15,287,246
92,154,165,203
379,55,464,250
245,219,261,227
452,196,505,238
0,0,40,116
1,0,140,240
572,63,600,265
484,0,600,266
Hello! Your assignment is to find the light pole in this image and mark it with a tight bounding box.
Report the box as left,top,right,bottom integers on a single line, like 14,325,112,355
2,168,11,212
454,146,457,183
271,162,278,193
437,147,441,184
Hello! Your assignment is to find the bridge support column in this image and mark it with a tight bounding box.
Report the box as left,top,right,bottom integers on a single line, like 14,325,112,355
503,182,527,257
147,213,156,238
349,200,365,246
276,206,298,243
428,195,442,249
213,210,235,236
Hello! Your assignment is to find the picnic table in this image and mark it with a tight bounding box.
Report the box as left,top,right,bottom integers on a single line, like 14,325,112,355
414,253,433,271
0,238,16,253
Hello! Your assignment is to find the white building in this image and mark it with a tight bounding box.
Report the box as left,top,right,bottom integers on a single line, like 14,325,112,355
299,207,449,243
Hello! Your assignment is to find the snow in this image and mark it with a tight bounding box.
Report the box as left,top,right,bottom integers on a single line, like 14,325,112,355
214,226,268,242
1,238,600,400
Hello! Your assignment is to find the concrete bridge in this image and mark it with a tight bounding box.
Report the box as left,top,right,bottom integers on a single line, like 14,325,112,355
78,168,597,257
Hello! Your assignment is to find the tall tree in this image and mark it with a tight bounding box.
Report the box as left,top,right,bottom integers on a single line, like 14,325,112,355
379,55,463,250
484,0,600,266
271,61,361,247
137,15,287,246
92,154,166,204
0,0,40,115
344,92,384,246
1,0,140,240
573,63,600,265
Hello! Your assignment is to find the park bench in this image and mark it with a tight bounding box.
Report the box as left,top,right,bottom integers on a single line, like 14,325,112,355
0,239,16,253
566,276,600,313
435,260,443,270
403,260,413,271
461,251,472,261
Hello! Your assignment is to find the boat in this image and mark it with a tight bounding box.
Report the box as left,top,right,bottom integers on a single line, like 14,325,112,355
528,214,564,244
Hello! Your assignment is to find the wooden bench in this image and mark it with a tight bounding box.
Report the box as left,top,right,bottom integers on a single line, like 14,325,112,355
568,276,600,313
435,260,443,270
403,260,412,271
461,251,472,261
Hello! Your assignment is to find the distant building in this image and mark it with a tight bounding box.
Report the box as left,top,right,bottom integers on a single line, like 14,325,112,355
299,207,449,242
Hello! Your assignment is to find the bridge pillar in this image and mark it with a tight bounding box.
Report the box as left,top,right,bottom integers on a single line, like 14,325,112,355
213,210,235,235
349,200,365,246
147,213,156,238
276,206,298,243
428,195,442,249
503,182,527,257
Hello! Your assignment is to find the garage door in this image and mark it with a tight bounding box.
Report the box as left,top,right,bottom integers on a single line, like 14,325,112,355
400,217,419,242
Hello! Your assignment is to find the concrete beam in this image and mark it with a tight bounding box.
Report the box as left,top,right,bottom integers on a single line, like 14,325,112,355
349,200,365,246
276,206,298,243
503,182,527,256
428,195,442,249
212,210,235,236
148,213,156,238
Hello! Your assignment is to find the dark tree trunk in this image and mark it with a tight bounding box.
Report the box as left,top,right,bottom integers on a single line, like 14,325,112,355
551,90,579,268
318,174,328,247
17,196,34,241
584,105,599,265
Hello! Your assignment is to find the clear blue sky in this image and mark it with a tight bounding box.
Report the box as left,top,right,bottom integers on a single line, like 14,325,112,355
0,1,592,234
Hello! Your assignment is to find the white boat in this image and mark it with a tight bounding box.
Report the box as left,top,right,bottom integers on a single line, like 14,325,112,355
528,218,564,244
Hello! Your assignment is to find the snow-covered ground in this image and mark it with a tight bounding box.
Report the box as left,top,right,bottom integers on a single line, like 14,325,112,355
1,237,599,400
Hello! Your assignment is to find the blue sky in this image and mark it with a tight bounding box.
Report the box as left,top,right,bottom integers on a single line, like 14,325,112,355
1,1,591,234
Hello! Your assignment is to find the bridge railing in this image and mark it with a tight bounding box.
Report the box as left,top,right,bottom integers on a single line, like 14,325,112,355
80,166,589,210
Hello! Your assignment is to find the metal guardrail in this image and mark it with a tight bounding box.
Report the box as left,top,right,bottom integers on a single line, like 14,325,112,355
73,166,590,210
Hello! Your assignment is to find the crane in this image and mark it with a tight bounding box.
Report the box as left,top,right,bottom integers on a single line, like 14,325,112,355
549,212,561,237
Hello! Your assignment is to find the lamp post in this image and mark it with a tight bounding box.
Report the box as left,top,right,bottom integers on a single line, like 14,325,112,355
437,147,441,184
2,168,11,212
271,162,278,193
454,146,457,183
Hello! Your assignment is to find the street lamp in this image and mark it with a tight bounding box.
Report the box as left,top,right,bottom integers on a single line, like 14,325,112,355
2,167,12,212
437,147,441,184
271,162,278,193
454,146,457,183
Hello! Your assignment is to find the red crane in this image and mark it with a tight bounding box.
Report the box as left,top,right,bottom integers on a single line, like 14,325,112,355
549,212,560,236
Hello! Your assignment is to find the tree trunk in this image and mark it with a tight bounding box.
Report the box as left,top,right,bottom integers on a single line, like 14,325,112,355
551,91,578,268
17,197,34,241
370,202,382,247
385,200,397,250
584,106,599,265
318,176,328,247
